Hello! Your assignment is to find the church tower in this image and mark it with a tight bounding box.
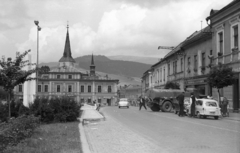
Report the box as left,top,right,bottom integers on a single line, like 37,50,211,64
59,24,75,67
90,53,95,76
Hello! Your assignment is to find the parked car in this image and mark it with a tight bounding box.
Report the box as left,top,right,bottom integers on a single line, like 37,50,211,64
118,98,130,108
186,98,221,119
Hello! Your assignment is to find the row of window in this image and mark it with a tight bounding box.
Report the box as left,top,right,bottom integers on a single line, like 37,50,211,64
36,85,112,93
43,75,75,79
18,84,113,93
153,50,212,84
217,23,238,54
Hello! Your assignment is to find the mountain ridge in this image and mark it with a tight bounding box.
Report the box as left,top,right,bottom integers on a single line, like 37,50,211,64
39,55,152,85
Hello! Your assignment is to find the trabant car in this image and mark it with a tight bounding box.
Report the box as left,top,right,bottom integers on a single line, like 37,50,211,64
118,98,130,108
186,98,221,119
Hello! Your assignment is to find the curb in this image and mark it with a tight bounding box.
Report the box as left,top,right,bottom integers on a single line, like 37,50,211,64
78,119,91,153
223,117,240,122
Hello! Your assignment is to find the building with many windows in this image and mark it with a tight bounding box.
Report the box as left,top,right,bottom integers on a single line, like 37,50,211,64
206,0,240,112
142,0,240,112
14,25,119,106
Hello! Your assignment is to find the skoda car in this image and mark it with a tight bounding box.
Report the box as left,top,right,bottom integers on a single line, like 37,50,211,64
118,98,130,108
186,98,221,119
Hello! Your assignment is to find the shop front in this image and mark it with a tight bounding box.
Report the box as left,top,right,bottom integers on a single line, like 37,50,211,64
185,76,209,98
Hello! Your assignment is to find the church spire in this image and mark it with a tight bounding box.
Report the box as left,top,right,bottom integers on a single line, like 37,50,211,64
91,53,94,65
59,23,75,65
90,53,95,76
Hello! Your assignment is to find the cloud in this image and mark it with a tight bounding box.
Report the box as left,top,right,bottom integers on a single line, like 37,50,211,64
112,0,191,8
0,0,233,63
17,23,97,63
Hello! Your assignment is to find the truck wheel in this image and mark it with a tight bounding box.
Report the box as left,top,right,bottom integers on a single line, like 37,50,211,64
150,103,160,112
161,101,172,112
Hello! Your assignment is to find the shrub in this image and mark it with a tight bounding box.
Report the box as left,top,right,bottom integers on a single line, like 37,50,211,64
164,81,180,89
30,97,80,123
0,102,8,122
0,115,40,151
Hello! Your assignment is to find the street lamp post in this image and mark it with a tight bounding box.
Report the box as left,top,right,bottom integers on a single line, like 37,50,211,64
34,21,41,98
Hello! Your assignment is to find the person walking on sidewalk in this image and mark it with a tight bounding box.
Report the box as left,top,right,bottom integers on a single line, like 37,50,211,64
139,96,147,110
176,92,185,117
221,97,229,117
189,92,196,117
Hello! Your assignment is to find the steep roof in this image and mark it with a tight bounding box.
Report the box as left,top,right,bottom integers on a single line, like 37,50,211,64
91,53,95,65
59,25,76,63
151,26,211,68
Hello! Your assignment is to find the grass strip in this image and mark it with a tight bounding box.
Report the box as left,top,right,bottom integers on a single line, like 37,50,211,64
3,122,82,153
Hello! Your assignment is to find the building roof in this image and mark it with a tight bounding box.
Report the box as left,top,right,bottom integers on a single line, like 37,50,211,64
151,26,211,69
206,0,240,21
51,65,85,73
59,25,76,63
182,26,212,47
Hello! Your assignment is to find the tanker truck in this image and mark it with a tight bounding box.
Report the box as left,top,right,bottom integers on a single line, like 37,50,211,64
145,88,189,112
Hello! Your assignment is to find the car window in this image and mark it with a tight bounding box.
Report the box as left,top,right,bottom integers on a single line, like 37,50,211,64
196,100,203,106
120,98,128,101
205,101,217,107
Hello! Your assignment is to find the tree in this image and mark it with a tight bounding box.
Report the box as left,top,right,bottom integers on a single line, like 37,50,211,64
39,65,50,75
0,50,36,118
207,63,235,102
164,81,180,89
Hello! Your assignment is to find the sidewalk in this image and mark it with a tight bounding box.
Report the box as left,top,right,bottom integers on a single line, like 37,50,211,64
80,104,104,124
82,111,164,153
223,112,240,121
78,105,163,153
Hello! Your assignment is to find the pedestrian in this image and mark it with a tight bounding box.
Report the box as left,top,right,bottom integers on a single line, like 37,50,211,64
189,92,196,117
176,92,185,117
96,101,101,111
139,96,147,110
221,97,229,117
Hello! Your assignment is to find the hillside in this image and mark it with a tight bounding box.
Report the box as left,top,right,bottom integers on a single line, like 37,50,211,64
108,55,160,65
75,55,151,78
39,55,151,85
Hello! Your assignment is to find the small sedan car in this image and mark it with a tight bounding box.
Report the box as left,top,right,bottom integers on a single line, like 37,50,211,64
186,98,221,119
118,98,130,108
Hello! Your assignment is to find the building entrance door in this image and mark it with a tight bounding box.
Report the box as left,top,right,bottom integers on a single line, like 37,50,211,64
107,99,111,106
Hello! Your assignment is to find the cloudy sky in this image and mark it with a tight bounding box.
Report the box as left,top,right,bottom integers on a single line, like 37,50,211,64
0,0,232,63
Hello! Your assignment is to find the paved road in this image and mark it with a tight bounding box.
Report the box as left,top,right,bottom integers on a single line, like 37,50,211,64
98,106,240,153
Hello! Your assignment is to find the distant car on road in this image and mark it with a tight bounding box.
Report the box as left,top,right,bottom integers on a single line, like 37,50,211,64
186,98,221,119
118,98,130,108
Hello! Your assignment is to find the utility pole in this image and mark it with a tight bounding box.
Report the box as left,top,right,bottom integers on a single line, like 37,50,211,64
34,21,41,98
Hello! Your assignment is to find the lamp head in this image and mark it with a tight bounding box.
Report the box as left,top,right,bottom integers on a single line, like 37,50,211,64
34,20,39,26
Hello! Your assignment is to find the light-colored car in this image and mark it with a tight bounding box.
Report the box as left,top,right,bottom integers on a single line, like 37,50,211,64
187,98,221,119
186,98,221,119
118,98,129,108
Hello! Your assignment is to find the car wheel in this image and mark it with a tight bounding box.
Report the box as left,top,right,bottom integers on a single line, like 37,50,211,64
214,116,219,120
161,101,172,112
203,116,207,119
127,106,129,108
119,106,120,108
197,112,202,119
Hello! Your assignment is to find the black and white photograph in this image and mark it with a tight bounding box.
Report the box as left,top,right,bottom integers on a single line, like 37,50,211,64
0,0,240,153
